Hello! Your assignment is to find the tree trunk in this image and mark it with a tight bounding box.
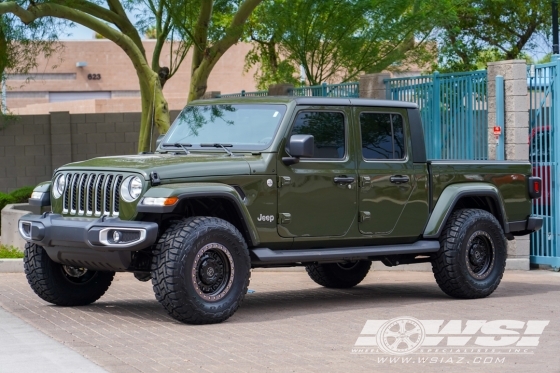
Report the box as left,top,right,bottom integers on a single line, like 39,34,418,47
188,63,214,102
137,71,170,152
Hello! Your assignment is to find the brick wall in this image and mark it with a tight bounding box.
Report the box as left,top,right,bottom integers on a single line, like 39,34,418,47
0,110,180,192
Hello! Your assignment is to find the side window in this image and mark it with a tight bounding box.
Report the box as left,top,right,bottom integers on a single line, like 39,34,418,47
290,111,345,159
360,112,406,160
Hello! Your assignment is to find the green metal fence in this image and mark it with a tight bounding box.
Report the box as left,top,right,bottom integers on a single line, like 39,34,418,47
528,57,560,271
219,90,268,98
220,82,359,99
288,82,359,97
385,70,488,160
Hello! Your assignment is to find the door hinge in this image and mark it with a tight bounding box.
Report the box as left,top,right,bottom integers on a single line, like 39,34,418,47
359,176,371,190
359,211,371,222
279,213,292,224
278,176,292,188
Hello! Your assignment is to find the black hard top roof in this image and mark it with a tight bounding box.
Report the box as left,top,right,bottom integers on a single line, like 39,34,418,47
193,96,418,109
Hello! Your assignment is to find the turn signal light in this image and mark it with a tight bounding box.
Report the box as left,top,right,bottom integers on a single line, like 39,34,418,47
142,197,179,206
163,197,179,206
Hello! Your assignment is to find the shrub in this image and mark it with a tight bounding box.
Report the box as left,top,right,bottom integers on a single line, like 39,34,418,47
0,192,16,213
0,245,24,258
9,186,35,203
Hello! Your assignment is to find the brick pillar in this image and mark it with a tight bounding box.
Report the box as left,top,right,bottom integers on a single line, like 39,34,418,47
202,91,221,99
359,73,391,99
49,111,72,171
487,60,530,270
268,83,294,96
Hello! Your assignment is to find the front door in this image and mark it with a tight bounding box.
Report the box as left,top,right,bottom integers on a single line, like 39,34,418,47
277,106,357,237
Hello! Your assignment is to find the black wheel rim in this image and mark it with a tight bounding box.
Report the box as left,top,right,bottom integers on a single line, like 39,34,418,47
191,243,235,302
61,265,96,284
465,230,495,280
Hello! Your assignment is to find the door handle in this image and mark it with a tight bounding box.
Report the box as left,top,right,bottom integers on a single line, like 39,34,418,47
333,176,355,185
390,175,410,184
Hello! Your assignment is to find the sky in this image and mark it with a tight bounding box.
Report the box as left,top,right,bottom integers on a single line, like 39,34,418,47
63,24,95,40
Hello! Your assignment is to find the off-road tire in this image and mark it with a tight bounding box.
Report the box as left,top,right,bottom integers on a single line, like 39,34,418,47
431,208,507,299
24,242,115,306
305,260,372,288
151,217,251,324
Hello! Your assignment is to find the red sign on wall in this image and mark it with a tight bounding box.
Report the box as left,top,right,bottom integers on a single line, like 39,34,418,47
493,126,502,135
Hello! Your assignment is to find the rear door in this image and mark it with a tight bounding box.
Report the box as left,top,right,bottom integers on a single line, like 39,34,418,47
355,107,418,237
277,106,357,237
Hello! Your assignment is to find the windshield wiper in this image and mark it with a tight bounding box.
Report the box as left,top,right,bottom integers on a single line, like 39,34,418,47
161,143,192,154
200,143,234,156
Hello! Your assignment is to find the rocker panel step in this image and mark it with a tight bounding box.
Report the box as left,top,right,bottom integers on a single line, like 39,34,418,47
251,240,440,264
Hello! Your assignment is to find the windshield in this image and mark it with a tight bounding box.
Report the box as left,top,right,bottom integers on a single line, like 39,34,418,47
160,104,287,151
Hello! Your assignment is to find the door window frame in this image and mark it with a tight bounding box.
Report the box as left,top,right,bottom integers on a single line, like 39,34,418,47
357,110,409,164
284,108,350,163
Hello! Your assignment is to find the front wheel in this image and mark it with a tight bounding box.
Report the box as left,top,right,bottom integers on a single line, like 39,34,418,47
431,208,507,299
151,217,251,324
24,243,115,306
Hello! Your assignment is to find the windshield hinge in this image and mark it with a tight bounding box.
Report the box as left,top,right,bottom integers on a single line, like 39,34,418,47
150,172,161,186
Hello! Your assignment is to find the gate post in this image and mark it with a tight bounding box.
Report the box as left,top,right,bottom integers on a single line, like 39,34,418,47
487,60,530,270
432,72,442,159
358,73,391,99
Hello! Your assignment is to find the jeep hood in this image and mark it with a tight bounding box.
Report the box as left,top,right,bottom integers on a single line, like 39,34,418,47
58,153,252,179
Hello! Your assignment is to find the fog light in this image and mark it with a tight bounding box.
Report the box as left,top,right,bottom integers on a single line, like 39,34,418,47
113,230,121,243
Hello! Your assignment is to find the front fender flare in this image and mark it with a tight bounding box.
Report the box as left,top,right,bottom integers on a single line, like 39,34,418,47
423,183,508,239
137,183,260,246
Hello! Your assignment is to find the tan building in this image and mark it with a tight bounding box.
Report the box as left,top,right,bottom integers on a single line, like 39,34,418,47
5,40,259,114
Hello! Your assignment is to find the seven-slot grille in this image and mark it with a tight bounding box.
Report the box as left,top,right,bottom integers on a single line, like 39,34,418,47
61,173,124,217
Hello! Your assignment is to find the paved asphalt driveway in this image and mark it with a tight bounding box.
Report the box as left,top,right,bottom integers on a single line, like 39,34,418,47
1,269,559,373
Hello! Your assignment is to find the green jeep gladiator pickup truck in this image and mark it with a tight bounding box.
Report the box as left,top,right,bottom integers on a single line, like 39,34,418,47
19,97,543,324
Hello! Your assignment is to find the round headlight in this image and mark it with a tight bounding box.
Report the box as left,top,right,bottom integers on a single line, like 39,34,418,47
53,174,66,199
120,176,143,202
129,177,143,199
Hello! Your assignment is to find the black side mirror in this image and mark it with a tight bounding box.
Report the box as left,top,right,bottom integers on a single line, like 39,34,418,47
282,134,314,165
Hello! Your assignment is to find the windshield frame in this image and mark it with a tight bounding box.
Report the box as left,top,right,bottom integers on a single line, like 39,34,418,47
157,103,288,153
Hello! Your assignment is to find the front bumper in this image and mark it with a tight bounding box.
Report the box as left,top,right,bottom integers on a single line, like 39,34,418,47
18,213,158,252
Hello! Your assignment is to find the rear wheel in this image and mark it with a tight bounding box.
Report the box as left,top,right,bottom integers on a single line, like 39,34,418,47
23,243,115,306
305,260,372,288
431,208,507,299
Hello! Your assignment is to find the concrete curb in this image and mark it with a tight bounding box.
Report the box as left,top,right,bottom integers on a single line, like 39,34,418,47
0,259,24,273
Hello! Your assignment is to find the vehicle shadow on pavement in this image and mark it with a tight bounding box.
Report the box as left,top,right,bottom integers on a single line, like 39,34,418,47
71,280,560,325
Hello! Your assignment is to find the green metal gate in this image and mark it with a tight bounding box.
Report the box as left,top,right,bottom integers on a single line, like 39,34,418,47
529,57,560,271
385,71,488,160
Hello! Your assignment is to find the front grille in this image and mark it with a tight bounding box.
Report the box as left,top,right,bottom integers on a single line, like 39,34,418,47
61,172,124,217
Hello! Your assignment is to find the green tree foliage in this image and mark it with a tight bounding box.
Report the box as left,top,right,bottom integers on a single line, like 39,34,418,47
434,0,551,72
244,0,445,87
1,14,61,118
165,0,262,102
0,0,261,152
0,15,61,78
0,0,189,151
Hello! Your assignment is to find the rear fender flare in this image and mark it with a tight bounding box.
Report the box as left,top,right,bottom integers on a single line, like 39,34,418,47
423,183,508,239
